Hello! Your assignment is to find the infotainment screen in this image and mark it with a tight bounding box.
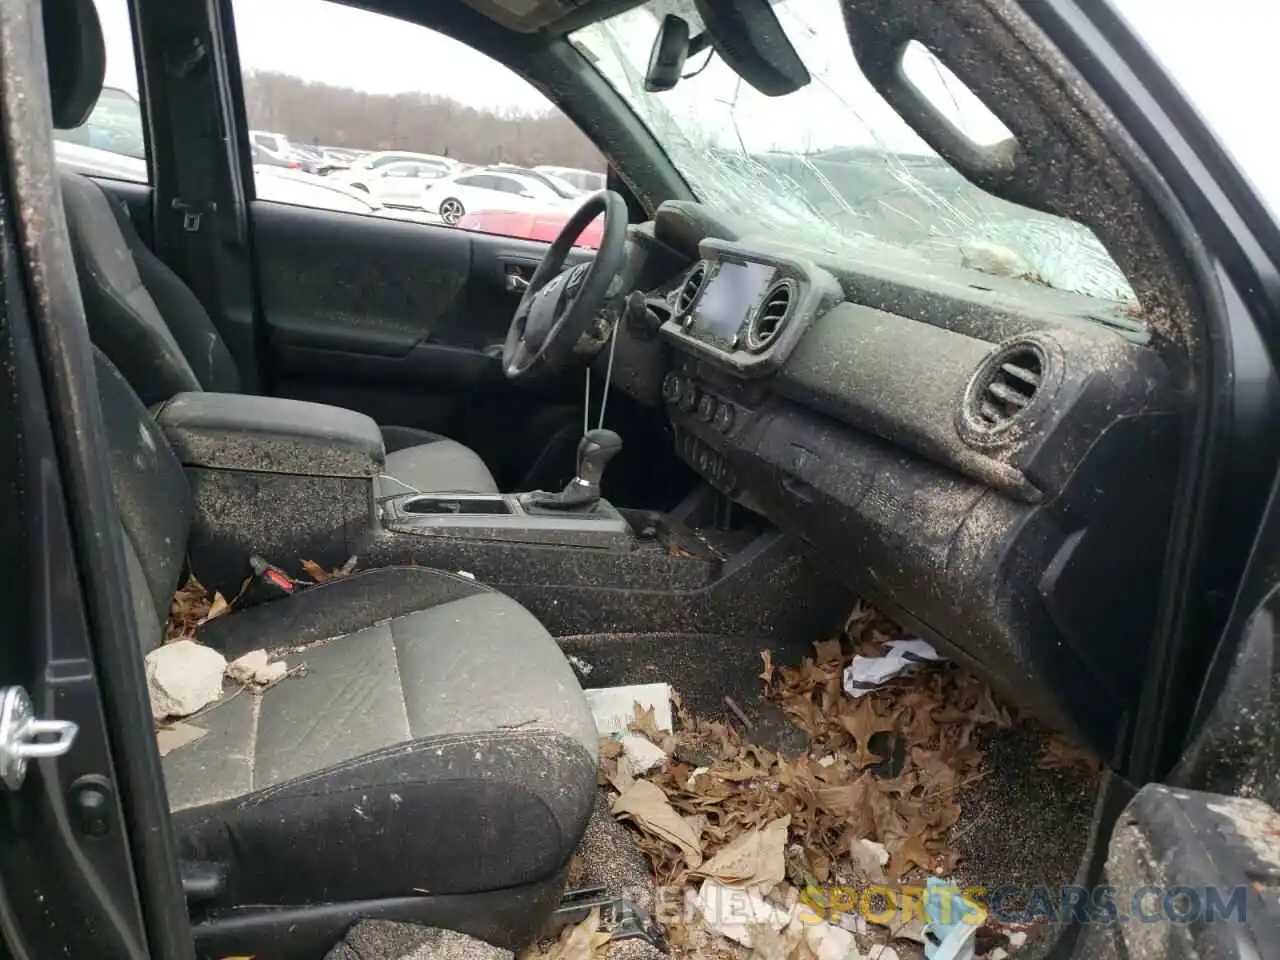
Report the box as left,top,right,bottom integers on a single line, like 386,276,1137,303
690,260,776,343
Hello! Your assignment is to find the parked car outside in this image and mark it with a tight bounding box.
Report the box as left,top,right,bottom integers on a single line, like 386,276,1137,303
251,140,299,169
456,207,604,248
331,158,453,209
52,85,145,160
53,139,386,218
252,165,387,216
422,167,577,224
534,164,606,192
249,129,292,157
489,163,584,200
337,150,458,177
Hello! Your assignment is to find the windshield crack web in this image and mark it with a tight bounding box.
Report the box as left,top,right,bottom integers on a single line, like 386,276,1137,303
572,0,1137,308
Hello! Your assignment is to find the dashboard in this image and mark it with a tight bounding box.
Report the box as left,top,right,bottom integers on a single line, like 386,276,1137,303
615,201,1180,755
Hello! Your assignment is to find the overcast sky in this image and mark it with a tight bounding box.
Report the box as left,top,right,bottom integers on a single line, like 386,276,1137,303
94,0,1277,213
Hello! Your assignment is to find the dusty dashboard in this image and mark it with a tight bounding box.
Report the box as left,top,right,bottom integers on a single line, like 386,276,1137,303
649,225,1181,753
659,239,843,376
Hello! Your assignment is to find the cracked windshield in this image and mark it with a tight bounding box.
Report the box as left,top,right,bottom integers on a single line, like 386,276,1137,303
572,0,1136,306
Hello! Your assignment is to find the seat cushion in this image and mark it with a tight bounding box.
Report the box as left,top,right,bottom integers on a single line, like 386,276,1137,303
165,568,597,907
378,437,498,496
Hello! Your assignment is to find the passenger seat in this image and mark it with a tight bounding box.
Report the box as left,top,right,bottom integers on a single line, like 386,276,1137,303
44,0,499,497
95,347,598,954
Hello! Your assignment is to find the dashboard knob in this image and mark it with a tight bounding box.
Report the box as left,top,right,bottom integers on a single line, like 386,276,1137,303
662,372,683,403
697,394,717,422
713,403,735,433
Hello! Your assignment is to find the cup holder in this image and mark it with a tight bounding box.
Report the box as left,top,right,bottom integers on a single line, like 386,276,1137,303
400,495,513,516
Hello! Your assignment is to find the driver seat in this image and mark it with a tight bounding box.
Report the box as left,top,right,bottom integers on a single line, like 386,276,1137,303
44,0,497,497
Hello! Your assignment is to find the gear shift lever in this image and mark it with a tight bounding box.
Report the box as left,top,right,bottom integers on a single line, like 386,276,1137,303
572,429,623,499
523,429,622,510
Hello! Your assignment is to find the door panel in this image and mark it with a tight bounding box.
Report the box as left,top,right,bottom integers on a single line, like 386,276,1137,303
249,200,594,488
252,200,592,363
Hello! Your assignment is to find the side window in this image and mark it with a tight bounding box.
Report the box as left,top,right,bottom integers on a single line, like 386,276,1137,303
54,0,148,183
230,0,606,247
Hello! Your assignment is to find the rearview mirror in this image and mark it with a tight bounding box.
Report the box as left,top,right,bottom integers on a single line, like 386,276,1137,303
692,0,810,96
645,14,693,92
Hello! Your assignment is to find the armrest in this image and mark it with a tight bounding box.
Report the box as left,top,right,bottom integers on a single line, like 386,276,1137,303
155,392,385,478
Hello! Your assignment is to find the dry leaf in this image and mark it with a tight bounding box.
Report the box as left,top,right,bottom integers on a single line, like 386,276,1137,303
301,559,330,583
1039,734,1100,774
611,779,703,868
629,702,663,743
689,815,790,893
300,556,358,584
198,592,229,625
550,906,611,960
888,831,936,879
167,575,212,641
608,753,637,794
839,697,898,768
813,639,843,664
760,649,775,688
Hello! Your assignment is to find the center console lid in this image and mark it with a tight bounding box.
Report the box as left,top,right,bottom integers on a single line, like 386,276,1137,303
155,392,385,477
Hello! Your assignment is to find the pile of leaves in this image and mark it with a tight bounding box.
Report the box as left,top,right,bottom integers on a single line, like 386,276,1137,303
164,557,358,641
589,604,1077,959
166,575,230,641
603,605,1014,893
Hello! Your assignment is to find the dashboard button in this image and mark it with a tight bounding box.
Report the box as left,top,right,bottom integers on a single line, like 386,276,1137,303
678,383,699,413
713,403,735,433
697,393,717,422
662,372,683,404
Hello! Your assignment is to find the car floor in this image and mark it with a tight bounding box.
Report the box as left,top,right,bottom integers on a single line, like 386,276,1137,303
326,630,1103,960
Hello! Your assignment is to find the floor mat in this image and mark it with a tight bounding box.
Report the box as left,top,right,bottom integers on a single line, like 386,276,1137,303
560,632,816,758
324,923,513,960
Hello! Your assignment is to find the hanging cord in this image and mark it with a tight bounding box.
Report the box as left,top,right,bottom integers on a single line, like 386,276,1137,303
377,473,422,495
583,316,621,433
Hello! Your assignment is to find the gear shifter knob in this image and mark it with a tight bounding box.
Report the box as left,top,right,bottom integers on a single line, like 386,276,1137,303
575,429,623,496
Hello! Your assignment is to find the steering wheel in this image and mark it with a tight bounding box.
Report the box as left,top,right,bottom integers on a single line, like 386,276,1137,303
502,189,629,381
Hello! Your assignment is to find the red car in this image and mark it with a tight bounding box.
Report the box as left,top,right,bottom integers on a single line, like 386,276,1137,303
456,207,605,249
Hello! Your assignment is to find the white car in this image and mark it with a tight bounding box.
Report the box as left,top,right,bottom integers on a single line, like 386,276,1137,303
252,165,386,216
534,165,606,193
331,154,457,209
249,130,295,162
422,168,576,225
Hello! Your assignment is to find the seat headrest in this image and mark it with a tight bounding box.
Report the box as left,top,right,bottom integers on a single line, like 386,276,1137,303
44,0,107,129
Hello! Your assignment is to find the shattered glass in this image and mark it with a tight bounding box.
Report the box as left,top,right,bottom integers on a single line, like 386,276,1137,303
571,0,1138,308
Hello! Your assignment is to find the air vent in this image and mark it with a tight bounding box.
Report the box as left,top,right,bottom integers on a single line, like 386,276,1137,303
746,279,796,352
971,344,1045,429
677,262,707,319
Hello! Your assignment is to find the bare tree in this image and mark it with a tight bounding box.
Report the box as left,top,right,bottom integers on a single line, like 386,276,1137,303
243,71,606,171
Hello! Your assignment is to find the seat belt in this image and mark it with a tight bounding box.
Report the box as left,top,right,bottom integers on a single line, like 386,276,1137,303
158,34,223,320
154,32,259,391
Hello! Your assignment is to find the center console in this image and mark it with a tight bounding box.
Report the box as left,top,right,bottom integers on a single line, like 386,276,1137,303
156,391,381,590
154,391,849,647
